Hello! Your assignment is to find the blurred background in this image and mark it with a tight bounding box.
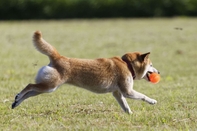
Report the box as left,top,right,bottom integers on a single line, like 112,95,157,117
1,0,197,20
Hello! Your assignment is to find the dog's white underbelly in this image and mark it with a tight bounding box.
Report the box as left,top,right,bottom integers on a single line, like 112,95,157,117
72,81,119,94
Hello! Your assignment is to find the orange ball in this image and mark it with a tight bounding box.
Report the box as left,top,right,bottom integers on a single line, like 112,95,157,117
149,73,160,84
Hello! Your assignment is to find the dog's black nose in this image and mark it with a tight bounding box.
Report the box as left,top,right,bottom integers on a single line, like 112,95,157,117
158,71,160,74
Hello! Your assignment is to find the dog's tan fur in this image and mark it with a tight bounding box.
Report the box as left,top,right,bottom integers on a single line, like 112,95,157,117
12,31,159,114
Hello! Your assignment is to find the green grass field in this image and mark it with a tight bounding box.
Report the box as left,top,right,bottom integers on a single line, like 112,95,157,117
0,18,197,130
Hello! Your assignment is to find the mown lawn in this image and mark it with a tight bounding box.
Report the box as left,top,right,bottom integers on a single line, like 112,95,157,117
0,18,197,130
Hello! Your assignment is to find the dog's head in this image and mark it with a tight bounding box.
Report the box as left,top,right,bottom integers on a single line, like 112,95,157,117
122,52,159,82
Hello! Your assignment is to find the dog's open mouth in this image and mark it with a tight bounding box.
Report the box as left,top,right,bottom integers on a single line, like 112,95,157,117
146,71,152,82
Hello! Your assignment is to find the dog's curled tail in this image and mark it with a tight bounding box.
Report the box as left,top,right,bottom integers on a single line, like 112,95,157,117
33,31,60,60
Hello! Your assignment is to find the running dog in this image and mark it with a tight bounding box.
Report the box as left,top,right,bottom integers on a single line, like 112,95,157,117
12,31,160,114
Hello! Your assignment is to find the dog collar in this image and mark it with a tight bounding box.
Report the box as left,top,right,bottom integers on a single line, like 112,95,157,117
122,59,136,79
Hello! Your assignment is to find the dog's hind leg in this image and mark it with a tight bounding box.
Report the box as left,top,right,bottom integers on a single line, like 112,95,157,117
12,83,57,109
12,91,41,109
113,90,132,114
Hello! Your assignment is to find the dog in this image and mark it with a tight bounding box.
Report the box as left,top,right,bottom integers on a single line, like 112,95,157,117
12,31,160,114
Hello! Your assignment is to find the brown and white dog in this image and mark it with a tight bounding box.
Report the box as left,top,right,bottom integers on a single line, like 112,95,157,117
12,31,160,114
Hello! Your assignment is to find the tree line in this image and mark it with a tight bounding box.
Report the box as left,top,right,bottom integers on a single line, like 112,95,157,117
1,0,197,20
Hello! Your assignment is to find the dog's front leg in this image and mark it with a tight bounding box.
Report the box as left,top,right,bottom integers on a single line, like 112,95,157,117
113,90,132,114
122,89,157,105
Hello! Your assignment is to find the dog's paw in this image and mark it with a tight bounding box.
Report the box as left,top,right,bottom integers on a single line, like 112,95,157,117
148,99,157,105
125,108,133,114
12,101,18,109
15,93,20,101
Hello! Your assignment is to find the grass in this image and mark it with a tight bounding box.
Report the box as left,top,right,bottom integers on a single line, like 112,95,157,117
0,18,197,130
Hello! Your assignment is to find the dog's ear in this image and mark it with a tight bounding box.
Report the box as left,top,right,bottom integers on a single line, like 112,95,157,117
122,54,128,61
141,52,150,62
122,53,132,62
